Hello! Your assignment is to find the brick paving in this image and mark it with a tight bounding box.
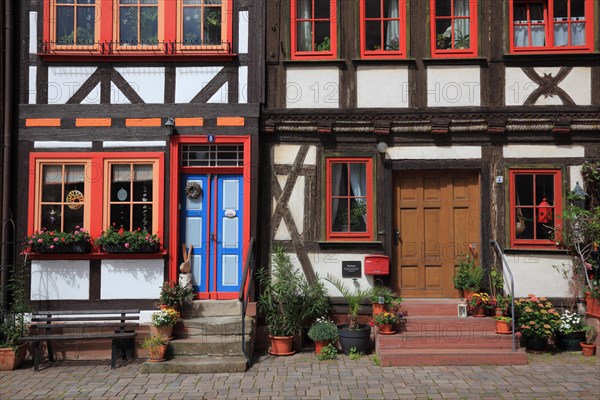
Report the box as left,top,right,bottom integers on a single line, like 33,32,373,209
1,352,598,400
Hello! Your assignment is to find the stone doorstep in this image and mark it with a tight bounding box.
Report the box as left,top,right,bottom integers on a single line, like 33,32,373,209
168,336,252,357
182,300,242,318
140,355,248,374
176,316,254,337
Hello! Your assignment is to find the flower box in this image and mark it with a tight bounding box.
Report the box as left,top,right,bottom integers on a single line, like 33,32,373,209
31,242,91,254
103,243,159,254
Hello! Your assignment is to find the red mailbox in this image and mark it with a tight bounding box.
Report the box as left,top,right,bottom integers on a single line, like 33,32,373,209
364,255,390,275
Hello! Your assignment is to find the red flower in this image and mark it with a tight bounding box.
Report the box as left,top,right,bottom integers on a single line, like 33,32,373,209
118,227,124,235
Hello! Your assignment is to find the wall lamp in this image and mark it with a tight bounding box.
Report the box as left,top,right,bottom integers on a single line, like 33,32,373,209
165,117,175,136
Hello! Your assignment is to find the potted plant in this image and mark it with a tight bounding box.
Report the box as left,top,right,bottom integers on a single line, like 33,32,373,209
307,318,339,355
95,225,160,253
580,326,597,356
257,247,328,355
25,227,91,253
387,296,402,314
466,292,493,317
453,256,484,298
370,285,395,317
515,294,561,353
150,308,180,339
141,335,168,362
494,295,511,317
556,310,586,351
0,270,31,371
494,316,512,334
373,312,400,335
157,281,194,310
325,275,373,355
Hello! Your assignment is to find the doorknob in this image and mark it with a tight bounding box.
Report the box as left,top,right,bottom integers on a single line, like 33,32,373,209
394,228,401,245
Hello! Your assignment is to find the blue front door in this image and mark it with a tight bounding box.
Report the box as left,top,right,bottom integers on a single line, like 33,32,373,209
181,174,244,298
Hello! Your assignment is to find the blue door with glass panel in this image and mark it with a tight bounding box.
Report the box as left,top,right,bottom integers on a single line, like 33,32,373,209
181,174,244,297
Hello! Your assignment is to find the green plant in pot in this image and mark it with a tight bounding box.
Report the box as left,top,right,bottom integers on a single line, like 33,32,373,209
556,310,586,351
0,269,31,371
141,335,168,362
369,285,396,316
580,325,597,356
453,255,484,296
515,294,560,353
307,318,339,355
325,275,373,355
257,247,328,355
157,281,194,310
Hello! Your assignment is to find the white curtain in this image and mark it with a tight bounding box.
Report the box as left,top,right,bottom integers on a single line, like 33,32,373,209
453,0,469,48
570,18,586,46
330,164,343,229
553,18,568,46
349,164,367,224
112,164,132,182
297,0,312,51
385,1,399,50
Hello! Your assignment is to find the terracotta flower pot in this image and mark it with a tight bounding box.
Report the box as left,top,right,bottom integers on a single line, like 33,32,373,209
372,303,386,317
314,340,330,355
495,308,505,317
463,289,475,299
269,335,295,356
379,323,396,335
580,342,596,357
495,320,512,334
0,344,28,371
472,306,486,317
151,325,174,339
148,344,168,362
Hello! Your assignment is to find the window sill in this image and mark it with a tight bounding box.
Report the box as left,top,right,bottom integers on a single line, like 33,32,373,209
283,59,347,66
26,250,168,260
502,247,568,255
422,57,488,66
318,241,383,249
39,53,237,63
502,53,598,64
351,58,417,66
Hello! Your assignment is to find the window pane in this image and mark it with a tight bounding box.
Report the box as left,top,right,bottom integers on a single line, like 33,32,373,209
436,0,451,16
515,207,534,239
64,206,84,232
41,205,62,231
204,0,222,4
57,0,75,3
332,199,348,232
141,0,158,4
140,6,159,44
514,4,527,21
331,164,348,197
120,7,138,45
111,164,131,202
133,164,153,202
554,0,568,18
314,22,330,51
384,20,399,50
571,0,584,17
42,165,63,202
349,164,366,196
120,0,138,4
365,20,381,50
535,175,554,206
454,0,469,17
436,19,452,49
453,18,470,48
76,0,95,4
297,0,312,19
203,7,222,44
384,0,398,18
350,198,367,232
315,0,330,19
530,3,544,21
111,204,131,230
297,21,312,51
76,6,95,45
365,0,381,19
133,204,153,231
56,6,75,44
183,7,202,44
184,0,202,4
515,175,533,205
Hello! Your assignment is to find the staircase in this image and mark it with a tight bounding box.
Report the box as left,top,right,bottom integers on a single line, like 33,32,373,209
142,300,254,373
376,299,527,366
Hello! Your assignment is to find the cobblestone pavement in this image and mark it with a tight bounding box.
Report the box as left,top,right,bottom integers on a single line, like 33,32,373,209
1,352,599,400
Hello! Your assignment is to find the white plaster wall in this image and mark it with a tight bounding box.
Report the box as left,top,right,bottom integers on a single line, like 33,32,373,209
427,66,481,107
505,67,591,106
31,260,90,301
569,166,583,190
48,67,97,104
114,67,165,104
286,67,339,108
503,145,585,159
175,67,222,103
505,254,572,298
273,144,317,165
239,66,248,104
207,82,228,103
238,11,249,54
386,145,482,160
357,66,409,108
110,82,131,104
101,259,164,299
28,66,37,104
81,83,101,104
29,12,37,55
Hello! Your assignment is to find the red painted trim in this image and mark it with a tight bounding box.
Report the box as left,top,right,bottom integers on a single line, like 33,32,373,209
325,157,374,241
39,54,237,62
508,0,594,54
168,138,180,283
100,0,113,43
206,174,213,297
164,0,177,43
43,0,51,44
430,0,478,58
360,0,407,59
215,292,238,300
509,169,562,249
28,250,168,260
290,0,337,60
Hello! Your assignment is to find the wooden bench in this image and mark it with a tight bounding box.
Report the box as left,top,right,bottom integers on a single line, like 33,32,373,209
21,310,140,370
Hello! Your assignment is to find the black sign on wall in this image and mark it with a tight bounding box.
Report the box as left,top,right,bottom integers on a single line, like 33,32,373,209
342,261,362,278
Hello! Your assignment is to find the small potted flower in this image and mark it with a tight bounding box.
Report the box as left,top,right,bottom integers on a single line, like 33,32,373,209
141,335,169,362
95,225,160,253
307,317,339,355
515,294,561,352
494,316,512,334
370,286,396,317
150,308,180,339
158,281,194,310
467,292,493,317
556,310,586,351
373,311,400,334
25,227,91,254
580,325,597,357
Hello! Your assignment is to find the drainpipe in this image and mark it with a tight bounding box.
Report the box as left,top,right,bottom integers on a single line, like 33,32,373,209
1,0,15,313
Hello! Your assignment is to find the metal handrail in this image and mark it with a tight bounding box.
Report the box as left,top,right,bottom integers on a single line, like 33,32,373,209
490,240,517,352
239,237,255,366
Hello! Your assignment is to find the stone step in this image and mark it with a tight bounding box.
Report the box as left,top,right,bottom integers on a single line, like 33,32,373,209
182,300,242,318
176,316,254,338
168,336,252,357
402,316,500,332
378,348,528,366
377,330,516,350
400,299,461,317
141,355,248,374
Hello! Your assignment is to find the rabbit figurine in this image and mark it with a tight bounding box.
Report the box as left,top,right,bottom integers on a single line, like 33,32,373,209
179,243,193,290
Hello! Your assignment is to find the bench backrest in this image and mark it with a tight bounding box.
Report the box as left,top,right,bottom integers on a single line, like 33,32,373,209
30,310,140,334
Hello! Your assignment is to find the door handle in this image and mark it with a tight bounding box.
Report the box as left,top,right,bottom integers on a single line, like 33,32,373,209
394,228,401,245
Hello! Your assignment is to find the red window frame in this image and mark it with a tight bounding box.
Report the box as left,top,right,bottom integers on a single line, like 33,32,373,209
28,152,164,242
325,157,374,241
360,0,407,58
42,0,233,56
290,0,337,60
430,0,478,58
508,169,563,249
509,0,594,53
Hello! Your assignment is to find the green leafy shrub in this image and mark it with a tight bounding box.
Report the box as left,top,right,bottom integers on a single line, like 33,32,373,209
316,343,337,360
308,318,339,342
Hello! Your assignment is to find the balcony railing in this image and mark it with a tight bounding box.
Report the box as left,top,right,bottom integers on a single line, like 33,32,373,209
40,41,232,55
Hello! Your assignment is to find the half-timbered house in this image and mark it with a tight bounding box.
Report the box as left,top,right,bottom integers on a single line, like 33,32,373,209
14,0,263,366
262,0,599,362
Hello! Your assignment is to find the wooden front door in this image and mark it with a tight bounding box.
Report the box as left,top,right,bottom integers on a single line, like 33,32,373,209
393,170,480,298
